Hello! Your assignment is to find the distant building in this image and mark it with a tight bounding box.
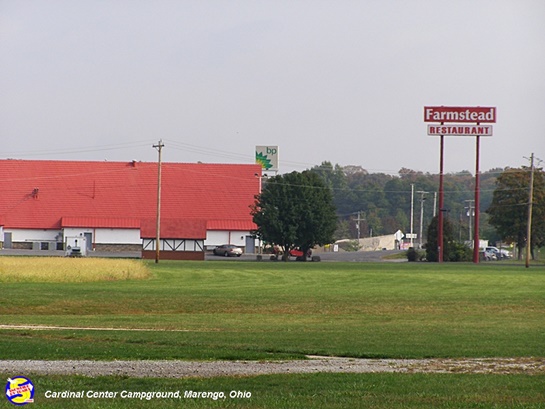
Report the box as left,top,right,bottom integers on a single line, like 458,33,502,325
335,233,402,252
0,159,261,260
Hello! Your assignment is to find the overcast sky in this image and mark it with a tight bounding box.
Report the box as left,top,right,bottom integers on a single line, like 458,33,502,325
1,0,544,175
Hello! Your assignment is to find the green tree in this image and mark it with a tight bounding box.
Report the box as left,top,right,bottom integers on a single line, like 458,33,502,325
426,215,472,262
251,171,337,260
307,161,501,242
309,161,354,216
486,167,545,259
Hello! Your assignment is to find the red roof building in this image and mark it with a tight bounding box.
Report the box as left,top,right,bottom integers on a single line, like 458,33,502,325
0,159,261,259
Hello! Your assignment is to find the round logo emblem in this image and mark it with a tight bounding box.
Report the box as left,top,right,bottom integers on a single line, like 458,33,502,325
5,377,35,405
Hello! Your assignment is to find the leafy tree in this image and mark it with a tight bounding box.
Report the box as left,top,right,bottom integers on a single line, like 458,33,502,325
426,215,472,262
309,161,354,216
486,167,545,259
251,171,337,260
333,219,351,242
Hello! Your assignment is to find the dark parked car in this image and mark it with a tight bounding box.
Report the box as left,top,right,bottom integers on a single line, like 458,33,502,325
213,244,243,257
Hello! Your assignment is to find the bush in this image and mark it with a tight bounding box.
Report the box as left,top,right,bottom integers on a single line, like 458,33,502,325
407,247,419,262
426,215,473,262
448,241,473,262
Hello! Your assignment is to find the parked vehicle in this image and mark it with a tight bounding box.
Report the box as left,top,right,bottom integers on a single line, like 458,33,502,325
289,248,304,258
213,244,243,257
289,248,312,260
481,249,497,261
486,246,511,259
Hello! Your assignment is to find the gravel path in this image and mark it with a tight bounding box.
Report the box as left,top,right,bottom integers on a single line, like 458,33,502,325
1,357,543,378
1,326,543,377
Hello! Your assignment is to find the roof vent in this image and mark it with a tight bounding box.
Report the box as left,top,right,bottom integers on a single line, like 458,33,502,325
32,187,39,199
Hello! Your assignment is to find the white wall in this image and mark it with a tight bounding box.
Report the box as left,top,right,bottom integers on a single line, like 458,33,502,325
95,228,141,244
205,230,249,248
205,231,229,248
63,228,140,244
6,229,61,241
7,227,252,248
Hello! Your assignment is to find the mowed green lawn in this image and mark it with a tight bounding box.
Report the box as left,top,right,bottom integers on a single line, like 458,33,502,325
18,373,545,409
0,260,543,360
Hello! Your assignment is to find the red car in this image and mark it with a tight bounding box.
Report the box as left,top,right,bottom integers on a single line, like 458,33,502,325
289,248,311,258
289,249,303,257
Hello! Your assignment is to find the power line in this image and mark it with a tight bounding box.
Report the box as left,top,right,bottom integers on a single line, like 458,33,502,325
1,140,151,158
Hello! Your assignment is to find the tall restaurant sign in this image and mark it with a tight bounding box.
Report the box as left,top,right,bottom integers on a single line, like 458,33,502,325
424,106,496,124
424,105,496,264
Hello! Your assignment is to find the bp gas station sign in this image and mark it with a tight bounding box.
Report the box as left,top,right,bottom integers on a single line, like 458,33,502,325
255,146,279,172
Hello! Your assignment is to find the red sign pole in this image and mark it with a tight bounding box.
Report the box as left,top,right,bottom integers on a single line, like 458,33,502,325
473,135,480,263
438,134,444,263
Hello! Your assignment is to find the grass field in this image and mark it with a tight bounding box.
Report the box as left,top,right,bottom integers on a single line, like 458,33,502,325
14,373,545,408
1,260,543,360
1,259,544,408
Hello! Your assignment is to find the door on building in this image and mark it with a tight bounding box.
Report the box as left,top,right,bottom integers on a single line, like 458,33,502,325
84,233,93,252
4,232,12,249
245,235,255,254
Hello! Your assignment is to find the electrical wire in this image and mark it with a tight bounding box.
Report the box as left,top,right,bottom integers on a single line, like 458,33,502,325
1,140,152,158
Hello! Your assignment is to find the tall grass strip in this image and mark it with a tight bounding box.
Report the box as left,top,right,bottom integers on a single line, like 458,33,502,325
0,257,150,283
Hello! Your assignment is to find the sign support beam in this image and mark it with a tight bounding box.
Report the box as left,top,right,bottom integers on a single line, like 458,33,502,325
473,135,480,263
438,134,444,262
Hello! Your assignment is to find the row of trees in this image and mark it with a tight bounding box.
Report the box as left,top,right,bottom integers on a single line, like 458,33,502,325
251,161,544,260
309,162,500,243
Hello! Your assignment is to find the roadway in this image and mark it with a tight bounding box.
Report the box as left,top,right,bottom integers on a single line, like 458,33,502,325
0,248,407,262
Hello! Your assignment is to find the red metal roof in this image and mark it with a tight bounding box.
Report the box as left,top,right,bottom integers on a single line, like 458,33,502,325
0,160,260,237
206,219,257,231
61,217,140,229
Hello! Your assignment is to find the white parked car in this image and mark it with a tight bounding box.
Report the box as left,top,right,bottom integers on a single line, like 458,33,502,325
482,249,497,261
486,246,511,260
213,244,243,257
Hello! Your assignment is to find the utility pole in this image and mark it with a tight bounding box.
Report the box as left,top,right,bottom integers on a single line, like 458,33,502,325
410,184,414,247
417,191,428,249
526,153,535,268
355,211,364,240
464,200,475,242
433,192,437,217
153,140,164,264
